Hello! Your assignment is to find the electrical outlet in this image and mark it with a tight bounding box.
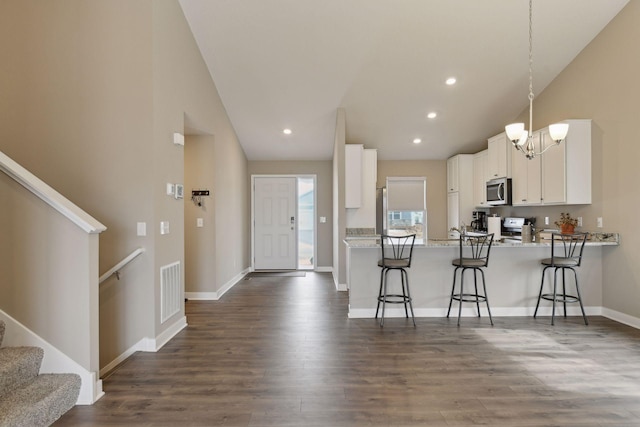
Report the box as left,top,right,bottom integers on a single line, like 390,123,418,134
597,217,603,228
544,216,549,225
577,217,583,227
166,183,175,196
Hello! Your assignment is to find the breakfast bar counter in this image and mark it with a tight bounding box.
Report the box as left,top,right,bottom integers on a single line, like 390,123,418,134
344,234,619,319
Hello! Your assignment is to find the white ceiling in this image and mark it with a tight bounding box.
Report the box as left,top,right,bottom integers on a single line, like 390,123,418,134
179,0,628,161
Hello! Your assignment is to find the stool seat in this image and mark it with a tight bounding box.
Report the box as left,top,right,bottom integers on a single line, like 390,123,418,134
375,234,416,327
452,258,487,268
378,258,410,269
541,257,579,267
534,232,588,325
447,233,494,326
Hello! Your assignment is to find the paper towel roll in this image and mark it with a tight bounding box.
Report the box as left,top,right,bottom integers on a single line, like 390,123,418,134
488,216,502,240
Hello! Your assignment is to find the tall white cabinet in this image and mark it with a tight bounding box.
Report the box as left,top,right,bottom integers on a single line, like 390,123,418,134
447,154,474,238
473,150,489,207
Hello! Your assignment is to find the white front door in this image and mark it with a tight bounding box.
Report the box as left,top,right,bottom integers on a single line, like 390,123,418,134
254,177,297,270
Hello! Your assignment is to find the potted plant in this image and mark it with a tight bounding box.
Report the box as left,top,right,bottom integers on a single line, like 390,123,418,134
554,212,578,234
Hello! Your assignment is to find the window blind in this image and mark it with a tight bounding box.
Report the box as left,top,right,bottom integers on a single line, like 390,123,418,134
386,177,426,211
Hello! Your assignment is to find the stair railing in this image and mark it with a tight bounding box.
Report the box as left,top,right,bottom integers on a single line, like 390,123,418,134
99,247,145,284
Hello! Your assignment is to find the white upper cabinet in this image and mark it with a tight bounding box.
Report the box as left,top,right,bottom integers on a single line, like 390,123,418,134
473,150,489,207
487,132,512,179
511,132,542,206
345,144,364,208
540,119,592,205
447,155,459,193
507,119,592,206
447,154,474,236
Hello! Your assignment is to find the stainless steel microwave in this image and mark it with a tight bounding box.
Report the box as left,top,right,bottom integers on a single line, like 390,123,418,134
486,178,512,206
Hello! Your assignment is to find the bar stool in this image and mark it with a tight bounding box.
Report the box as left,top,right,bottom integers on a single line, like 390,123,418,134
375,234,416,327
447,233,494,326
534,232,588,325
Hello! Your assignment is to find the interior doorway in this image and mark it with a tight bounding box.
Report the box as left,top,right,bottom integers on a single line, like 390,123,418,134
251,175,316,271
297,177,315,270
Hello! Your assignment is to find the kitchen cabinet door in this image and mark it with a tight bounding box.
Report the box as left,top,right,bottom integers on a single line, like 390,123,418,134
447,155,459,193
487,133,512,179
473,150,488,207
345,144,364,208
540,129,566,204
511,132,541,206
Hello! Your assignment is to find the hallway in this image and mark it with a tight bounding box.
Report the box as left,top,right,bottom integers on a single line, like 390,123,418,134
57,272,640,426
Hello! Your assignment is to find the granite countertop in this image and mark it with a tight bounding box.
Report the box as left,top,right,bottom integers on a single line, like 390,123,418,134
344,232,620,248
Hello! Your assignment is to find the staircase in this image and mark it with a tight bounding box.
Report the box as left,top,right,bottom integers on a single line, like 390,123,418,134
0,321,80,427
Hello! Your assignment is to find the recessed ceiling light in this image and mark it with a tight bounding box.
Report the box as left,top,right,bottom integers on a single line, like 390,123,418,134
445,77,457,85
427,112,437,119
413,138,422,144
283,128,292,135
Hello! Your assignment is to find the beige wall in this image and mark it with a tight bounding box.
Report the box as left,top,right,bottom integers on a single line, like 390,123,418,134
185,135,216,293
0,0,249,368
499,2,640,318
333,109,347,288
248,161,333,269
377,160,448,239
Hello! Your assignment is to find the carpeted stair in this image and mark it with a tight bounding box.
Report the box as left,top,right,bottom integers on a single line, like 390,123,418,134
0,320,80,427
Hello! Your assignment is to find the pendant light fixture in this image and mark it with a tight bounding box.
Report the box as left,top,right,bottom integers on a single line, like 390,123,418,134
505,0,569,160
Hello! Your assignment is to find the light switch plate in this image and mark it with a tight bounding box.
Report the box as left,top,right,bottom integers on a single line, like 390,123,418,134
160,221,170,235
197,218,204,228
166,183,175,196
319,216,327,223
137,222,147,236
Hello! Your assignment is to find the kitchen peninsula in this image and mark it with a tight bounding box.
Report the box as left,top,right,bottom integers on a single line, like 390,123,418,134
345,234,619,319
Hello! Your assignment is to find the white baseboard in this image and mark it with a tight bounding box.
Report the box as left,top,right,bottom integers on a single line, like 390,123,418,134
0,310,103,405
348,306,603,319
185,268,250,301
602,307,640,329
315,266,333,273
99,315,187,377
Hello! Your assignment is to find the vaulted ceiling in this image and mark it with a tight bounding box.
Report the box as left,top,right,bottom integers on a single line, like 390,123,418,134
179,0,628,161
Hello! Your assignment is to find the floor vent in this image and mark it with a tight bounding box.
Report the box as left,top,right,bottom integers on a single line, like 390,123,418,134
161,261,181,323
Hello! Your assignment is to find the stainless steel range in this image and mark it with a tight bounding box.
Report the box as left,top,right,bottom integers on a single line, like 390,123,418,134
502,217,536,240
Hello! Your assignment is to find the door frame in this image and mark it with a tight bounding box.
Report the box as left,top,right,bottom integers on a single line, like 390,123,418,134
251,174,317,271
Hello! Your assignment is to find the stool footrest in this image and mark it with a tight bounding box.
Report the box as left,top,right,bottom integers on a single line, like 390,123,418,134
541,293,580,303
452,293,487,303
378,294,412,304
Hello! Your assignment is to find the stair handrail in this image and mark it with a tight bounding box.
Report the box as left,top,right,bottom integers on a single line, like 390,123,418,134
0,150,106,234
99,247,145,284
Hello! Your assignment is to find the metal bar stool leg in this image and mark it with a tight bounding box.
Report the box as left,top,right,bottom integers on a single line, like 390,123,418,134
380,269,390,327
562,268,568,318
534,266,550,319
447,267,459,318
551,268,559,326
401,270,409,318
473,269,481,317
375,267,385,319
457,268,465,326
480,268,493,325
403,269,416,327
571,267,589,325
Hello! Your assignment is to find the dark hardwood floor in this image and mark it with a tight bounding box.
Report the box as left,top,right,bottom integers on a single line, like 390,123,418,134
57,272,640,426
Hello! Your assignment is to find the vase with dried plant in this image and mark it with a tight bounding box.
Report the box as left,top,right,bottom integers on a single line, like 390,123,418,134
554,212,578,234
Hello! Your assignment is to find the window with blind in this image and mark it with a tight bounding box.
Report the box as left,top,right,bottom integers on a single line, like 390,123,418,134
385,177,427,241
